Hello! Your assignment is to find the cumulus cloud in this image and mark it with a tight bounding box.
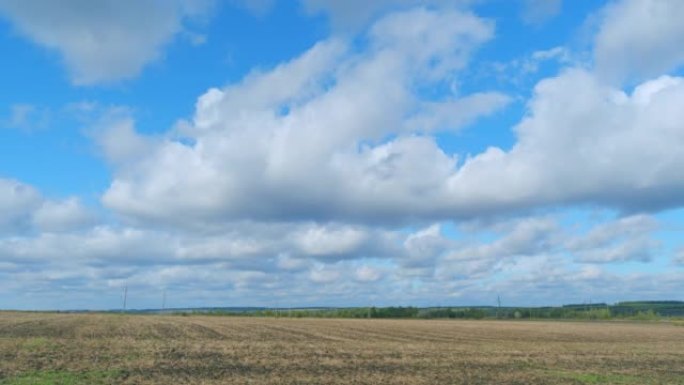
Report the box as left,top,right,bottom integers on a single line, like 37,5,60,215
107,68,684,224
447,217,558,262
438,217,558,281
0,218,434,308
294,225,369,258
594,0,684,83
101,8,504,225
32,198,96,233
0,207,669,308
309,265,341,284
92,2,684,227
3,1,683,309
449,70,684,214
571,238,658,263
484,258,684,306
0,178,95,235
437,213,660,284
0,218,406,268
0,227,169,265
355,265,382,282
565,214,660,263
0,178,41,233
402,224,451,271
94,115,156,167
0,0,214,85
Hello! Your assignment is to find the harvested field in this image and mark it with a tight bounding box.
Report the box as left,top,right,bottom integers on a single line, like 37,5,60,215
0,312,683,384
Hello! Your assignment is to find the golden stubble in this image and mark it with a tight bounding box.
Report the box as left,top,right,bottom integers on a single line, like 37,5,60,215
0,313,683,384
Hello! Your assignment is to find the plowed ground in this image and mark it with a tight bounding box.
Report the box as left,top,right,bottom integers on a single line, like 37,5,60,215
1,313,683,384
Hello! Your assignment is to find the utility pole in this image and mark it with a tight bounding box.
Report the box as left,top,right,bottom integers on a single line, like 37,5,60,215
122,285,128,313
497,295,501,319
162,290,167,311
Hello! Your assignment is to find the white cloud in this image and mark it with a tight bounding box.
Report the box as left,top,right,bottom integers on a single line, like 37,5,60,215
94,115,156,167
405,93,511,132
572,237,658,263
32,198,96,233
594,0,684,83
2,104,50,131
96,4,684,226
309,265,342,284
0,178,96,235
531,46,571,63
0,227,169,265
480,261,684,306
402,224,450,268
368,7,493,81
355,265,382,282
0,209,671,308
447,70,684,214
0,218,410,268
232,0,477,30
521,0,562,25
437,213,662,284
300,0,475,30
484,46,574,89
0,0,214,85
437,217,559,281
7,104,35,128
276,253,309,271
294,225,369,257
101,8,503,225
0,178,41,233
447,217,558,262
565,214,659,259
4,1,684,309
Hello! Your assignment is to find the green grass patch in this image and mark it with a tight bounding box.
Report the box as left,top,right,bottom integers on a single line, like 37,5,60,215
0,370,121,385
569,373,636,384
547,370,641,384
20,338,56,351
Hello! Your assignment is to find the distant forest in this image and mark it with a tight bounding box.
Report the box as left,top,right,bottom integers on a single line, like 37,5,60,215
164,301,684,320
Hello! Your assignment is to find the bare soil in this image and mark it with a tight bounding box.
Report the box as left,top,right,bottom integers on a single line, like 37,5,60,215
0,312,683,384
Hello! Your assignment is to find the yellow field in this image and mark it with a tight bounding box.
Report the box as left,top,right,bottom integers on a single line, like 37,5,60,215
1,312,683,384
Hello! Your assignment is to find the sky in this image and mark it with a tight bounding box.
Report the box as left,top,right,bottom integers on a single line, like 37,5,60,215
1,0,684,311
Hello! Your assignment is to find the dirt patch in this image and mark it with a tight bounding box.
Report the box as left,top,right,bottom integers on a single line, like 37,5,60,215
0,313,683,384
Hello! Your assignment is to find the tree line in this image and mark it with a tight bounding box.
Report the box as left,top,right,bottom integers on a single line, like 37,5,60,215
179,301,684,320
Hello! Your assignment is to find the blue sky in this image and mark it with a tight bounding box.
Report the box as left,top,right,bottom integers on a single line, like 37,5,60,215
1,0,684,310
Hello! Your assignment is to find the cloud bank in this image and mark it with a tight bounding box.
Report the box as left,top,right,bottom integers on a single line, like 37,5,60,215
0,0,213,84
1,0,683,309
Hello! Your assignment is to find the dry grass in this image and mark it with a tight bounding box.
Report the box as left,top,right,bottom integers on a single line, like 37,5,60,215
1,312,683,384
